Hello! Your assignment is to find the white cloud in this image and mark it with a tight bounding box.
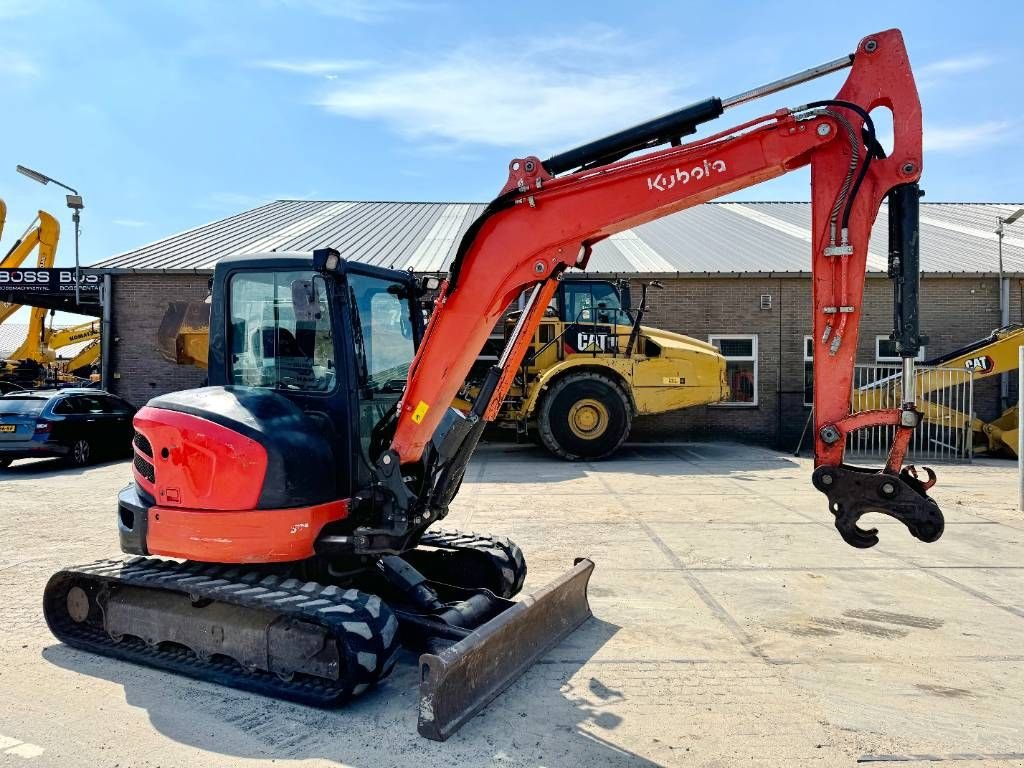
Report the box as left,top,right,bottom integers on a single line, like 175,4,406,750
255,59,371,76
276,0,419,23
917,54,993,90
0,0,40,19
924,120,1012,152
112,219,148,228
0,49,39,78
918,54,993,78
314,39,684,151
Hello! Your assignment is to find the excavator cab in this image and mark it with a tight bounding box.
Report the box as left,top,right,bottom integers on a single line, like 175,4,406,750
203,252,423,500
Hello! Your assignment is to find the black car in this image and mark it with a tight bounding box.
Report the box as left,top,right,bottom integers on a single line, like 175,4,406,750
0,389,136,468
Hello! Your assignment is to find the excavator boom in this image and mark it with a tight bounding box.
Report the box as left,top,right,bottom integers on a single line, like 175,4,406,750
0,211,60,326
362,29,941,553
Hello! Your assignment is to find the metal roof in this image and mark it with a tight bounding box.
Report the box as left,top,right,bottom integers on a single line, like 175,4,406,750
91,200,1024,276
0,323,27,359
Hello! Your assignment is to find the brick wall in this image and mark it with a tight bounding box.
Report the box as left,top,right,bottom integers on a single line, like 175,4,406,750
623,275,1020,446
107,272,1022,445
108,274,209,406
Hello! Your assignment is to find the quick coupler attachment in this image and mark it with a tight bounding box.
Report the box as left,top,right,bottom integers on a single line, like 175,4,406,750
812,465,944,548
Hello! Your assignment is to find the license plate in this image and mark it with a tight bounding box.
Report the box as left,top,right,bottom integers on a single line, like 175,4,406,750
0,425,15,433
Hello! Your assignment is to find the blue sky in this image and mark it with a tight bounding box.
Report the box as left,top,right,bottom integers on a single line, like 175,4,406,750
0,0,1020,287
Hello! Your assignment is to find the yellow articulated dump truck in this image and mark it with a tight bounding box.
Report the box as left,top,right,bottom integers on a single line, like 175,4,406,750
465,278,729,460
157,276,729,461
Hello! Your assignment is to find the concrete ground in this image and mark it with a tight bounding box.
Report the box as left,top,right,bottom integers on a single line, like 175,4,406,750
1,442,1022,767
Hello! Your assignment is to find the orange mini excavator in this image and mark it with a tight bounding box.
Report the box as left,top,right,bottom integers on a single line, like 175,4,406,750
45,29,943,740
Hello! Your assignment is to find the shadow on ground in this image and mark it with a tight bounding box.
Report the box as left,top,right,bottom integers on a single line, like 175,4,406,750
42,617,658,766
1,456,129,478
474,440,800,482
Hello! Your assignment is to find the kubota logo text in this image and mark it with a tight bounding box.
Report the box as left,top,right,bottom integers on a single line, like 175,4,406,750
647,159,727,192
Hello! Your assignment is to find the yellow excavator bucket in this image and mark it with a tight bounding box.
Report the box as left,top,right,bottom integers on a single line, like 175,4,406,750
156,301,211,368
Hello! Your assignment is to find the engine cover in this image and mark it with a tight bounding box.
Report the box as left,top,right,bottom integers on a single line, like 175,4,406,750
133,386,337,511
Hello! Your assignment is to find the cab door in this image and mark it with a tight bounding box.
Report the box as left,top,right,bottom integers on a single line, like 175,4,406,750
223,267,354,497
337,263,422,487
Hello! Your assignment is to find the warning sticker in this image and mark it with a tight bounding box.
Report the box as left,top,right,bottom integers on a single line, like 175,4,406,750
411,401,430,424
662,376,685,385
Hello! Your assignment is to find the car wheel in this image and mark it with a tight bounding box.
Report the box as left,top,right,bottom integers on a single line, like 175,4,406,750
0,458,11,469
69,439,92,467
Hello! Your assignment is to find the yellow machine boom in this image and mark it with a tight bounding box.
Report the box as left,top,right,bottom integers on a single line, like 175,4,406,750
854,325,1024,456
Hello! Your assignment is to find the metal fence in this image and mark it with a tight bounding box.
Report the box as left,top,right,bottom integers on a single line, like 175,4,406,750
846,363,975,463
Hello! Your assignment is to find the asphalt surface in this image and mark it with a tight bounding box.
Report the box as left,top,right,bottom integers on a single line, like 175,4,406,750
0,443,1022,767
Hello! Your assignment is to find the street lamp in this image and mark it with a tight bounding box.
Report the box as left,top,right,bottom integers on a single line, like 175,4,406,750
16,164,85,304
996,207,1024,411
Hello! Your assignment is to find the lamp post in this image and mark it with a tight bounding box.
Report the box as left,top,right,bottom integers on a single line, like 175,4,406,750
997,208,1024,411
16,165,85,305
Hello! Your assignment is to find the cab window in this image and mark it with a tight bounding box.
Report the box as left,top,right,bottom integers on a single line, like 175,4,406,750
228,271,336,392
561,282,630,325
347,273,417,457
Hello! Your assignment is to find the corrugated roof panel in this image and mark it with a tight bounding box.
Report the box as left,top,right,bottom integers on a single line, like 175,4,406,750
607,231,675,272
101,200,320,271
721,203,888,271
237,202,357,254
406,204,474,273
630,204,805,272
586,239,638,273
90,200,1024,276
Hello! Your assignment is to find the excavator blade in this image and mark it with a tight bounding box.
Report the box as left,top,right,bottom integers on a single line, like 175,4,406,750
417,558,594,741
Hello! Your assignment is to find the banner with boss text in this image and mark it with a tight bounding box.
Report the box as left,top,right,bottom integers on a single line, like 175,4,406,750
0,268,101,294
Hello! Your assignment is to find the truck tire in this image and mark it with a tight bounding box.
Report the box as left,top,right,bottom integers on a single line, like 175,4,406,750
537,372,632,461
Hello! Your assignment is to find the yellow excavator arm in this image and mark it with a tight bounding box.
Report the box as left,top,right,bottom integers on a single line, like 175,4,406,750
854,325,1024,456
47,320,100,376
62,340,100,374
0,210,60,326
45,319,99,350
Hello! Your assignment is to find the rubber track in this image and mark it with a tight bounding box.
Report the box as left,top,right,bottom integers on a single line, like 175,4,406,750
417,528,527,597
44,558,401,706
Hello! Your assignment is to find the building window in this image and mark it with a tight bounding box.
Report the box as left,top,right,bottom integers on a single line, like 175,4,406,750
875,336,925,363
803,335,814,407
709,334,758,406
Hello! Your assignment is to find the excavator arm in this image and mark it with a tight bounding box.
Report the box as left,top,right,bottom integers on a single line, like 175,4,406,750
342,29,943,551
46,320,100,376
0,210,60,326
45,319,99,350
